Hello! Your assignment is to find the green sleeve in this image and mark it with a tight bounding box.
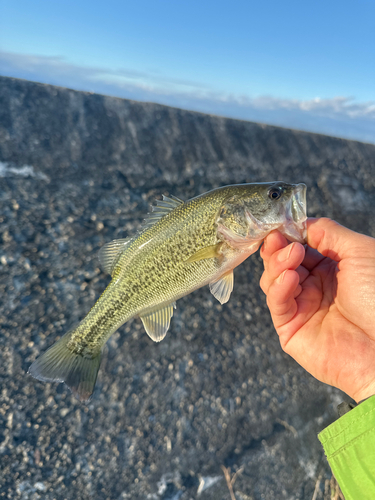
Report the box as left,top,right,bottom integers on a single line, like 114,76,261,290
318,395,375,500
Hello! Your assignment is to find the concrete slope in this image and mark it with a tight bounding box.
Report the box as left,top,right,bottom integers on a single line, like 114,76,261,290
1,76,374,500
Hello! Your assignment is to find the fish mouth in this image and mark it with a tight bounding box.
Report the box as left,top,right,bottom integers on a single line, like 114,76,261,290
282,183,307,243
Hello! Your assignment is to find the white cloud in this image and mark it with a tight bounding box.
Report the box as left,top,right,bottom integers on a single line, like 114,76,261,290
1,50,374,144
0,51,208,94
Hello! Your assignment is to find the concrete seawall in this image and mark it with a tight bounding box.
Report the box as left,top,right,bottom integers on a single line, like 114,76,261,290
1,76,374,499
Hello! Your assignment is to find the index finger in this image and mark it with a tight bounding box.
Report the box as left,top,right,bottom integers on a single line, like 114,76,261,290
260,231,289,267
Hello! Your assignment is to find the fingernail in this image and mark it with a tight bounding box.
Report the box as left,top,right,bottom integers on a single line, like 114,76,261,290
277,270,287,284
278,243,294,262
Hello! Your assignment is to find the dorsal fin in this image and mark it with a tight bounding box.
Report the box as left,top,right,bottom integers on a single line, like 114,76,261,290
142,194,184,230
98,237,132,276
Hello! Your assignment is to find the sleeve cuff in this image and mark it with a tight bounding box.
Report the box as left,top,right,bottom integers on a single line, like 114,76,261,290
318,394,375,498
318,394,375,457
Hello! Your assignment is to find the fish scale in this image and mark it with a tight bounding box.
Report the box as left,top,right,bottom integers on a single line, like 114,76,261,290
29,181,307,401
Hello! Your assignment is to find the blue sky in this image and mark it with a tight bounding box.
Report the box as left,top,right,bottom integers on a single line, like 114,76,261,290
1,0,374,143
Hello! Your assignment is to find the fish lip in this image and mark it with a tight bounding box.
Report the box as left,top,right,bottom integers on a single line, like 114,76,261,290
282,183,307,243
292,183,307,223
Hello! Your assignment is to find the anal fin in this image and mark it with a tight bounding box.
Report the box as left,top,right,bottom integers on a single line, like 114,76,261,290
140,303,176,342
209,271,234,304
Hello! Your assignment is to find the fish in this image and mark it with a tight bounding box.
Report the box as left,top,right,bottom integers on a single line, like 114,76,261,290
29,181,307,402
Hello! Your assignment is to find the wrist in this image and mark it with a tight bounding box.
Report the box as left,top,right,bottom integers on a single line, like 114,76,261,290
352,380,375,404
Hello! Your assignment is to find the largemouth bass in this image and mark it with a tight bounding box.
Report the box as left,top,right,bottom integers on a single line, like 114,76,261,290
29,182,307,401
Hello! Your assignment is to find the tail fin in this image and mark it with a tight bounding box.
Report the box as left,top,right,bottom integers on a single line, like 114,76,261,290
28,329,101,402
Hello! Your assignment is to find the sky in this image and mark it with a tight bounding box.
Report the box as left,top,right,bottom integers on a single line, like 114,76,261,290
1,0,374,143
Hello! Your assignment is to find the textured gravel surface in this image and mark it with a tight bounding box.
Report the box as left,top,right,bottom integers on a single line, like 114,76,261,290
1,76,375,500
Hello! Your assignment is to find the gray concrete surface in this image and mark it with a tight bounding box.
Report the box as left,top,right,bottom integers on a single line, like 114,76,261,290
1,76,374,499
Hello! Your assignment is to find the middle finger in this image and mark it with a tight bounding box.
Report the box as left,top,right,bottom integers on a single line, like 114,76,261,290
260,241,305,294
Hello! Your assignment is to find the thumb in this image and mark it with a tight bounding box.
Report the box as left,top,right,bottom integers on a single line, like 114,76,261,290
306,218,372,261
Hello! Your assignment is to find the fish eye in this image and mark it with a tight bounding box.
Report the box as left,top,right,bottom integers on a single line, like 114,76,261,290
268,187,283,200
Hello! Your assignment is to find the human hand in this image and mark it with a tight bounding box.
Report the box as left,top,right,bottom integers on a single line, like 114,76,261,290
260,218,375,403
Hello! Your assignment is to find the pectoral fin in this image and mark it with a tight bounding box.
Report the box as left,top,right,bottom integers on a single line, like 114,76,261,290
186,243,223,263
140,302,176,342
209,271,234,304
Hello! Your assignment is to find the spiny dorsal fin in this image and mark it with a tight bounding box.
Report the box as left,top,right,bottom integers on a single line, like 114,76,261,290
209,271,234,304
142,194,184,230
140,302,176,342
98,237,132,276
